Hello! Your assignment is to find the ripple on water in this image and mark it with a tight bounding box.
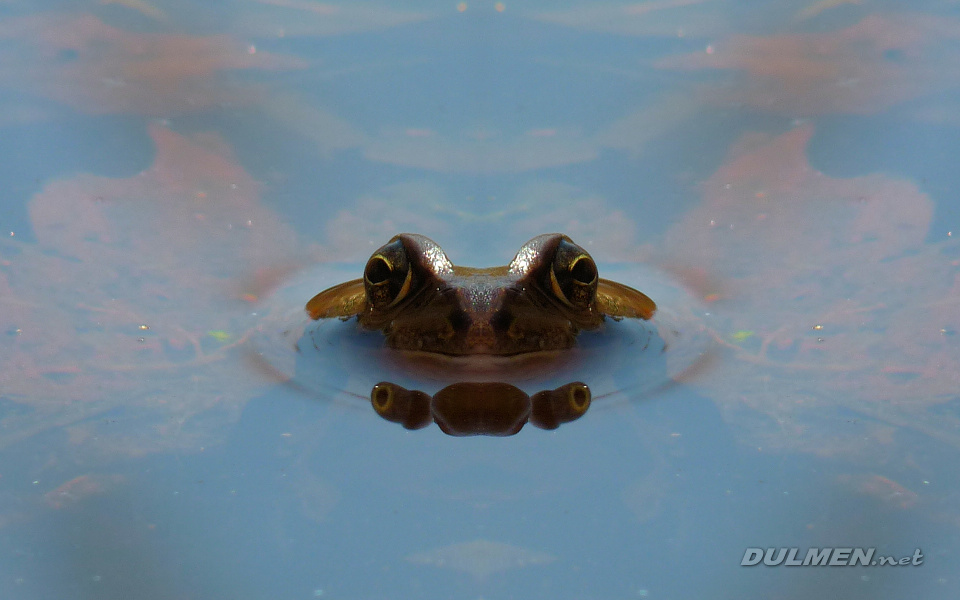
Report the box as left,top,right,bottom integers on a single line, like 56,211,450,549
248,261,713,408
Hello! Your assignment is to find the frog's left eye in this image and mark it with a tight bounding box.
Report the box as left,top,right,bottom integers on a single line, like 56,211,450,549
549,239,598,309
364,239,414,309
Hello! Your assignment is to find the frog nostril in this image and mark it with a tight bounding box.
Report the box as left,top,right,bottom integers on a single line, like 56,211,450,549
448,308,471,332
490,309,513,334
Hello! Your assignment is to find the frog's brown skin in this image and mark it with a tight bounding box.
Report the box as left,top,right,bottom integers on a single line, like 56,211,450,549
305,233,656,356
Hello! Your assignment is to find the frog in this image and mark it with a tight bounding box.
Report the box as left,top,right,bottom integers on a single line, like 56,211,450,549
305,233,657,356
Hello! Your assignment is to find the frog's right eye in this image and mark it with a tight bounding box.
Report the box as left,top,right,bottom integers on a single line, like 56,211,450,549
549,239,598,310
364,239,413,309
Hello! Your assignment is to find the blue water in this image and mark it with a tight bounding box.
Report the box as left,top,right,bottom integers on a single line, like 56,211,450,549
0,1,958,598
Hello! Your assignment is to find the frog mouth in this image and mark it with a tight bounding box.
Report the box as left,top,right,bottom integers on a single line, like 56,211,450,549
382,346,579,382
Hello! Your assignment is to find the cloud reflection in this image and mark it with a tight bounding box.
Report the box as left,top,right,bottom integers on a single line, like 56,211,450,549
657,13,960,115
0,14,306,115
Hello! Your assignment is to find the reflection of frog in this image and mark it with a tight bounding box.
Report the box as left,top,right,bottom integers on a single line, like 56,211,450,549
306,234,656,356
370,381,591,436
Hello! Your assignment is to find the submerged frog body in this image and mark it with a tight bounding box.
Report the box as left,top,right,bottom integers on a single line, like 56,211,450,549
306,233,656,356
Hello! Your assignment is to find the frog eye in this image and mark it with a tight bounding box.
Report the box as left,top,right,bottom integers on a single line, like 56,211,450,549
549,239,598,309
364,239,413,309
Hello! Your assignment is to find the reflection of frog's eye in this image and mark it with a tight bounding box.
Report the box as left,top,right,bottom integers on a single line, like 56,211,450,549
530,381,591,430
364,239,413,309
371,382,432,430
550,240,598,309
566,382,590,413
371,382,394,412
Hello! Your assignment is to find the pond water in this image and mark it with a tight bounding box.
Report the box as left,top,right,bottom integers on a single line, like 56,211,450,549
1,0,959,598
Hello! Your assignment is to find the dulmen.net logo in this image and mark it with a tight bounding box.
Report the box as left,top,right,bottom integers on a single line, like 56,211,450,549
741,548,924,567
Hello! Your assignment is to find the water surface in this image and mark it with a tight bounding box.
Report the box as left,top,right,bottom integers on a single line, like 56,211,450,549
1,0,958,598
